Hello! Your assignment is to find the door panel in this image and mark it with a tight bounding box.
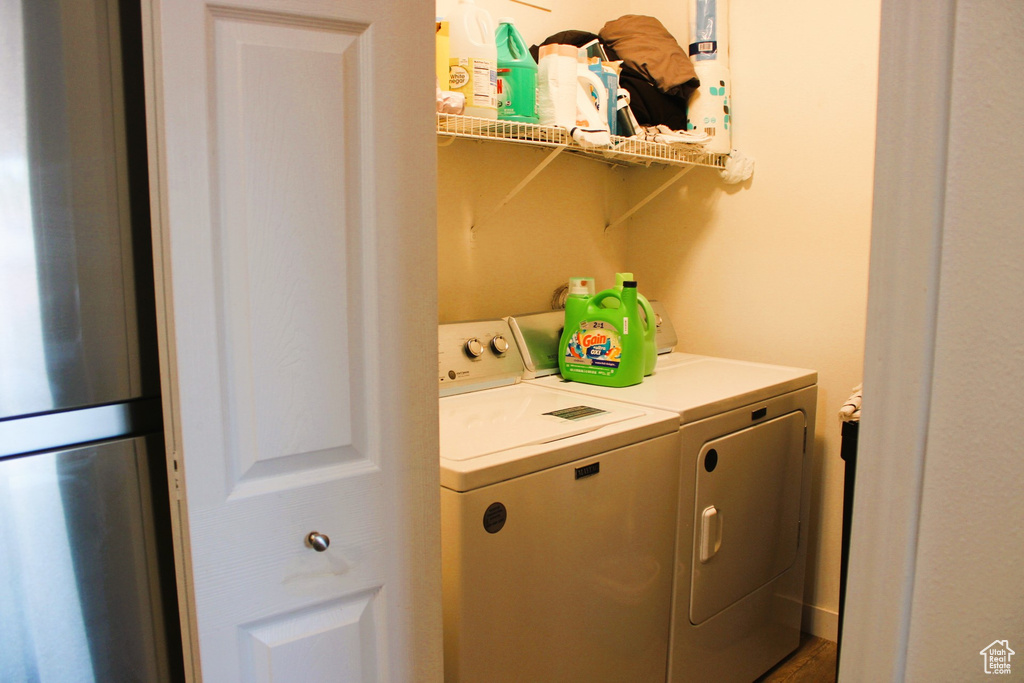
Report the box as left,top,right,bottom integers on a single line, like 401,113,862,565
690,412,805,625
240,591,378,683
210,12,369,493
144,0,440,680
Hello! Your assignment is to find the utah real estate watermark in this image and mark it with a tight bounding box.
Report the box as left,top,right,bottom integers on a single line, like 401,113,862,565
980,640,1014,675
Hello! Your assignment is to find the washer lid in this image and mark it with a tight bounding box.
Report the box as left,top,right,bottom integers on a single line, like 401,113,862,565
506,310,564,378
439,383,678,491
441,383,645,461
533,353,816,423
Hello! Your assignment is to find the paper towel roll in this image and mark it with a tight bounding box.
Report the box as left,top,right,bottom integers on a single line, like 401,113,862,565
687,62,731,154
538,44,578,128
688,0,729,65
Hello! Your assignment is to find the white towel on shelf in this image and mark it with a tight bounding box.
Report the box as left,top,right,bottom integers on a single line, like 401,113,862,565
839,384,862,422
436,78,465,114
720,149,755,184
635,124,710,144
570,125,611,148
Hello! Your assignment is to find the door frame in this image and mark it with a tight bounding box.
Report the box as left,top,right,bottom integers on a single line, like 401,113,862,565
839,1,956,679
139,0,200,676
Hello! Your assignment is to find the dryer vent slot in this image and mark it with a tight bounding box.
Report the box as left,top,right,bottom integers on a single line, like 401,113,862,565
751,407,768,421
575,462,600,480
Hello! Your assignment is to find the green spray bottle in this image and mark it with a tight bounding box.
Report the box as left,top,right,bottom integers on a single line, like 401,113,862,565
559,281,645,388
615,273,658,376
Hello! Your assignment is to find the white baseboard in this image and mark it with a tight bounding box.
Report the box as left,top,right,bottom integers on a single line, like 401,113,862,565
802,603,839,642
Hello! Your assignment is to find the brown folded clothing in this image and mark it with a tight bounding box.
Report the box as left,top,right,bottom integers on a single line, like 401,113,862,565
599,15,698,99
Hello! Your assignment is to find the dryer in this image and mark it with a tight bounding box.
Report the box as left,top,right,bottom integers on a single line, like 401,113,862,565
438,319,682,682
510,306,818,682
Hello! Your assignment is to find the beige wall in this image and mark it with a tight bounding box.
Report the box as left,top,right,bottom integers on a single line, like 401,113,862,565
626,1,880,635
437,0,880,639
437,142,631,322
436,0,621,56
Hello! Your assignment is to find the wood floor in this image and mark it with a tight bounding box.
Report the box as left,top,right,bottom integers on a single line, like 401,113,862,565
755,633,838,683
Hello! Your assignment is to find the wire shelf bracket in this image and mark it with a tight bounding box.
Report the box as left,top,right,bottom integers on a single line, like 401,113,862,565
605,165,695,232
471,144,567,232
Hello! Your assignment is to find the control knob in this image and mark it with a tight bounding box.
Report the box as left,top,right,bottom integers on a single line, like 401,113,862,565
464,338,484,358
490,335,510,355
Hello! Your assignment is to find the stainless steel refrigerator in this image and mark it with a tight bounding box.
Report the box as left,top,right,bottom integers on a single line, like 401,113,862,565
0,0,183,680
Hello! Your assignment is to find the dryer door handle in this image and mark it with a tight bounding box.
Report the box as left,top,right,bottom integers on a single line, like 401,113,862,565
700,505,722,563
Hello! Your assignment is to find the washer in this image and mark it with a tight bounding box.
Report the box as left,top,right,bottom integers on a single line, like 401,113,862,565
439,319,681,682
510,305,818,683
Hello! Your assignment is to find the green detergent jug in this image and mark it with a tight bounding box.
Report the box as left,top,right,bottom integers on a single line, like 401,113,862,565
559,281,644,388
615,273,658,376
495,19,539,123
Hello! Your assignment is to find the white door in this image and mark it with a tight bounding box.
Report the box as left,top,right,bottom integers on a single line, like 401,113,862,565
142,0,441,680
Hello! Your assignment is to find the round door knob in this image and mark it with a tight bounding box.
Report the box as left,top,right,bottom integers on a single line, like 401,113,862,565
491,335,510,354
464,338,484,358
306,531,330,552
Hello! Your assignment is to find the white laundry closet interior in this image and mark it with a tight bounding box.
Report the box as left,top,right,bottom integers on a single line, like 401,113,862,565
436,0,880,648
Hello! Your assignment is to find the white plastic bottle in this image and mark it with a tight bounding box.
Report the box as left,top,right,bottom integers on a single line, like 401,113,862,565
446,0,497,119
537,44,577,128
572,62,611,147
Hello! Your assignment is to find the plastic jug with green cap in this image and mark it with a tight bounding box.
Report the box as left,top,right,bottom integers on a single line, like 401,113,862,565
614,273,658,376
495,18,539,123
559,280,645,388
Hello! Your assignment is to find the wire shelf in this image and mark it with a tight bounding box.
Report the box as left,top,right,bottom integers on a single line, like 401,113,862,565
436,113,728,170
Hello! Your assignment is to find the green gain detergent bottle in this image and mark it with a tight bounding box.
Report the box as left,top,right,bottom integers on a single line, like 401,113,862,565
559,281,645,387
495,18,539,123
614,273,658,376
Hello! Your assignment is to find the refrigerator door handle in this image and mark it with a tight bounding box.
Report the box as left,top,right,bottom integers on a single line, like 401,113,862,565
0,398,163,459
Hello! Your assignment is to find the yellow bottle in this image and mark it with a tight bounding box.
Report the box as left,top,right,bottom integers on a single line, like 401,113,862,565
436,20,450,90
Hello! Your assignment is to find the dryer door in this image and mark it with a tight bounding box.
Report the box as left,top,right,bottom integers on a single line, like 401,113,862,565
689,411,805,625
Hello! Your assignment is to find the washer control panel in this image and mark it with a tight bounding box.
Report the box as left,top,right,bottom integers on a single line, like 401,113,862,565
439,320,525,397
